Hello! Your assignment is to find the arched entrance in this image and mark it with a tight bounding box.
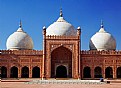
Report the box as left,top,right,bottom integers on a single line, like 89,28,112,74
56,65,67,78
1,66,7,78
94,66,102,78
10,66,18,78
21,66,29,78
32,66,40,78
105,67,113,78
51,46,72,78
117,67,121,78
83,66,91,78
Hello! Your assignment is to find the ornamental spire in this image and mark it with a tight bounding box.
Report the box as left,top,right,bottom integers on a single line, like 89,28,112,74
19,20,22,28
60,8,63,17
99,20,106,33
101,20,104,28
17,20,24,32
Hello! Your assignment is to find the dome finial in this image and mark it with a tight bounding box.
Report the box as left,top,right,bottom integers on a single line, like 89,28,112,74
60,7,63,17
99,20,106,33
101,20,104,28
19,20,22,28
17,20,24,32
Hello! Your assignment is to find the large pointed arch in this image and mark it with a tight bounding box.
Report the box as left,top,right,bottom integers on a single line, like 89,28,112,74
51,46,72,78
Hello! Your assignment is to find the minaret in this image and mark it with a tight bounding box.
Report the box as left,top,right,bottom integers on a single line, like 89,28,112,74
42,26,46,80
77,27,81,36
77,26,81,79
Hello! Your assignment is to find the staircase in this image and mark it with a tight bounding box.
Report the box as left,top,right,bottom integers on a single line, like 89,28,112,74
25,79,106,84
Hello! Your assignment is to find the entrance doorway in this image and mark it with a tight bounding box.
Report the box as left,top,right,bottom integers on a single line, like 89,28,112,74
56,65,67,78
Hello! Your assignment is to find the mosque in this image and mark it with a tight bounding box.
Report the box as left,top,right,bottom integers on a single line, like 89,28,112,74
0,9,121,79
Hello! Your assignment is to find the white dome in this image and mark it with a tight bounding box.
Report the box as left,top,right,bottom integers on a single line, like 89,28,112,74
6,22,33,50
46,9,77,36
89,23,116,51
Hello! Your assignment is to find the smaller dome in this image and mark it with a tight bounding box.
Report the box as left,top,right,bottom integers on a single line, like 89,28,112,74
6,21,34,50
46,8,77,36
89,22,116,51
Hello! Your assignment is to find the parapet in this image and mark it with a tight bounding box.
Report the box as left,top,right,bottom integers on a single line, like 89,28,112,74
45,35,79,40
0,50,43,56
81,50,121,55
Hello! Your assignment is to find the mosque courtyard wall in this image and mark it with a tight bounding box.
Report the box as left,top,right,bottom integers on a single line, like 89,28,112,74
0,50,121,79
0,9,121,80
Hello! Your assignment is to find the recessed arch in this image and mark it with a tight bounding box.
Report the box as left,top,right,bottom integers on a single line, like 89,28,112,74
21,66,29,78
51,46,72,78
1,66,7,78
83,66,91,78
105,67,113,78
117,67,121,78
94,66,102,78
10,66,18,78
32,66,40,78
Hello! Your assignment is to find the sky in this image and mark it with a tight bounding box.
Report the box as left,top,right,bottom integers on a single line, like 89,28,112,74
0,0,121,50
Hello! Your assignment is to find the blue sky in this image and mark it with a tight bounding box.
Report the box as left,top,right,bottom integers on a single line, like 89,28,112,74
0,0,121,50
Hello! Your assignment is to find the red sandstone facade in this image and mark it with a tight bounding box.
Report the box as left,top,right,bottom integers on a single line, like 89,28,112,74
0,28,121,79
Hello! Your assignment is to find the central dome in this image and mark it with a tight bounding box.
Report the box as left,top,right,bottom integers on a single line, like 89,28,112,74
46,9,77,36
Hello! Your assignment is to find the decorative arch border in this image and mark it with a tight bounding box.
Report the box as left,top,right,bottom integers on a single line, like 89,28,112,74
51,44,73,53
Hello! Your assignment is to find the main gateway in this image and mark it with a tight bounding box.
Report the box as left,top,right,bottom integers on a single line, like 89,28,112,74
0,9,120,79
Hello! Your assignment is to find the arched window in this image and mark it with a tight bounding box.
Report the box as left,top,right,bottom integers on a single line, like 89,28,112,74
94,66,102,78
105,67,113,78
10,66,18,78
32,66,40,78
117,67,121,78
1,66,7,78
21,66,29,78
83,66,91,78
